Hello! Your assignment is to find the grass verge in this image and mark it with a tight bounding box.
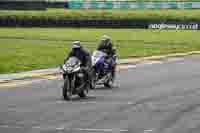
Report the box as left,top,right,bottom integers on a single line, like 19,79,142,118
0,28,200,74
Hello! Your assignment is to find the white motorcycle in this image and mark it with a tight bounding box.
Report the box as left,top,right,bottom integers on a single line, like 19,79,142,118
60,57,89,100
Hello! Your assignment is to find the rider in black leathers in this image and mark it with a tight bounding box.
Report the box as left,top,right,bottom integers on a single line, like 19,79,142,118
64,41,92,88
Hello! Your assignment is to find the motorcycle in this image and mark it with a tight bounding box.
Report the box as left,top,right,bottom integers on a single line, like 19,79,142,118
60,57,89,100
91,50,118,88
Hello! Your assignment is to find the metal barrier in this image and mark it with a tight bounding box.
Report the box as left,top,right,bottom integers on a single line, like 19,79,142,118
67,1,200,9
0,1,47,10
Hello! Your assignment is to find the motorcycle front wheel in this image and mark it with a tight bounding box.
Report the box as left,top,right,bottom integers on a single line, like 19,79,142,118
78,90,87,98
90,68,97,89
63,76,72,100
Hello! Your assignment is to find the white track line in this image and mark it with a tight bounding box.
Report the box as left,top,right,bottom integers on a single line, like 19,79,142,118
43,101,137,106
127,65,137,68
144,128,155,132
0,125,156,133
0,125,128,132
35,126,129,132
0,125,22,129
59,128,129,132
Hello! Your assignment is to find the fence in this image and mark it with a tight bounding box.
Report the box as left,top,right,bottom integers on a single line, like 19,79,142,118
1,1,200,10
67,1,200,9
0,0,47,10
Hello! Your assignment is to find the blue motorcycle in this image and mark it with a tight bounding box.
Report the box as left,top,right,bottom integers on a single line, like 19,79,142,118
91,50,118,88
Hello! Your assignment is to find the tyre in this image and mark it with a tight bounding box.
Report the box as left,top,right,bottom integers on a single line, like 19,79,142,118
90,68,96,89
78,89,87,98
63,76,72,100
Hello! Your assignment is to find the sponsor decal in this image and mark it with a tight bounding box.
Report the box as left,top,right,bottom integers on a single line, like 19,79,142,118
148,23,198,30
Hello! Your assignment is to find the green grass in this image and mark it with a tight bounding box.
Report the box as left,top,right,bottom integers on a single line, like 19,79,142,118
1,9,200,21
1,28,200,74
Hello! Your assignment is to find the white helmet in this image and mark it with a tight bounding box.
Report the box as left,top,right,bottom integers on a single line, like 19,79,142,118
72,41,81,49
101,35,111,41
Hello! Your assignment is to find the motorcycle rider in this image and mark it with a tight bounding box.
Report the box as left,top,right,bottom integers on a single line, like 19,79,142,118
64,41,92,89
97,35,116,57
97,35,117,82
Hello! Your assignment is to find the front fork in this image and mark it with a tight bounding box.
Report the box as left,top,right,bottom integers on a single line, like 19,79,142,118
63,73,76,94
72,73,88,93
71,75,76,91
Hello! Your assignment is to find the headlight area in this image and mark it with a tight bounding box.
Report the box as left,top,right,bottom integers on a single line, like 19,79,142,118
66,67,73,72
72,66,81,72
77,73,84,78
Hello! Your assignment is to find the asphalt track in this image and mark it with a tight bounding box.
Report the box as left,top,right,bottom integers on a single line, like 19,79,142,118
1,55,200,133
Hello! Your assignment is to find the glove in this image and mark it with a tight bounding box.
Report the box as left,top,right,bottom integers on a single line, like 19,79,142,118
80,67,88,73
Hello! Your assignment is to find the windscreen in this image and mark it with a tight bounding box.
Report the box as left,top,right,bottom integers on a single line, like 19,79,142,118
66,57,80,66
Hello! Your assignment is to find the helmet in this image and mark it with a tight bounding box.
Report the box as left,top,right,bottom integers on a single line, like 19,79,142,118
72,41,81,49
101,35,112,47
101,35,111,42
